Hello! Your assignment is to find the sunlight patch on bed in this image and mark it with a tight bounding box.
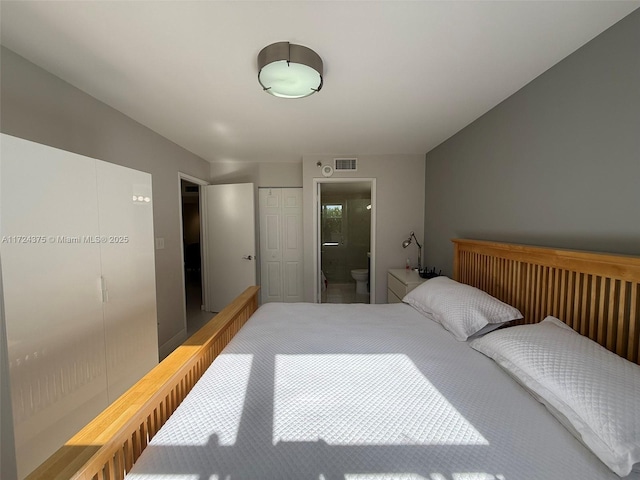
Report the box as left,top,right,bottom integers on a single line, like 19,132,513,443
344,475,505,480
344,475,429,480
150,354,252,447
126,473,231,480
122,476,201,480
456,474,505,480
273,354,488,446
430,475,505,480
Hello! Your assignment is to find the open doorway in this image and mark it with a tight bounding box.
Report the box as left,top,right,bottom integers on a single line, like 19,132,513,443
179,176,214,336
316,179,376,304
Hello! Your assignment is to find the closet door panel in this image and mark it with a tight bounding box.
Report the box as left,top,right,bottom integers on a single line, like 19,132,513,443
259,188,303,303
284,261,302,300
282,188,302,209
282,189,303,302
259,189,283,303
95,160,158,402
266,262,283,299
0,134,108,478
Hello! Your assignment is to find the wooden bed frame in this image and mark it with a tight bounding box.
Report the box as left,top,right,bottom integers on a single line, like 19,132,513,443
453,239,640,365
26,240,640,479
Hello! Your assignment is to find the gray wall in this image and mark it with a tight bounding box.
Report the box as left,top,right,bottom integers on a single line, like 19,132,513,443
0,47,211,357
303,154,425,303
424,9,640,275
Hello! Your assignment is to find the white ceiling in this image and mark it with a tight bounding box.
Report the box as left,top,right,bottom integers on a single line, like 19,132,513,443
1,1,638,164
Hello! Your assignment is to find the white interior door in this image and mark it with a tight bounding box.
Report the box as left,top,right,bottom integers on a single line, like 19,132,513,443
281,189,304,302
202,183,257,312
259,188,303,303
259,188,283,303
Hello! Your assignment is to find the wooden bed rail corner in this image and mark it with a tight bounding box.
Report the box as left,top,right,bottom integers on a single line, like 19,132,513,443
26,286,260,480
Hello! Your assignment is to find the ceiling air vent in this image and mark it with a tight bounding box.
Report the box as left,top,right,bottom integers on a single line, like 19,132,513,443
334,158,357,171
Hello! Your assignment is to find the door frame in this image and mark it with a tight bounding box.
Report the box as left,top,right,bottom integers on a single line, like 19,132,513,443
313,177,376,303
177,172,209,333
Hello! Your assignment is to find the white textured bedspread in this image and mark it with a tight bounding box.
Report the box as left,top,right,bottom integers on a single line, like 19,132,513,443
126,303,633,480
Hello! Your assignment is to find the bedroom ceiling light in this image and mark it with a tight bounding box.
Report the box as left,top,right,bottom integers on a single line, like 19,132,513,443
402,231,423,271
257,42,323,98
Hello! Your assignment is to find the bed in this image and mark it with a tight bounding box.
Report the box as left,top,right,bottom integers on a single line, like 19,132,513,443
26,239,640,480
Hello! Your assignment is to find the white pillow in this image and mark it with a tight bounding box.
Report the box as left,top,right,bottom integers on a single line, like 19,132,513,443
402,276,522,341
470,316,640,477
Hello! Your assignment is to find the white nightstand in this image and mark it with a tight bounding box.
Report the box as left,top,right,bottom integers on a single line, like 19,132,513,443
387,268,427,303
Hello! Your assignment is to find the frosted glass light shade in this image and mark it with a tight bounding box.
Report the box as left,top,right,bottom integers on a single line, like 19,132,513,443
259,60,321,98
258,42,323,99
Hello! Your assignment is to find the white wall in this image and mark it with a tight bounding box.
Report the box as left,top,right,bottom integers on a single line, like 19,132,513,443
210,161,302,187
303,154,425,303
0,47,211,357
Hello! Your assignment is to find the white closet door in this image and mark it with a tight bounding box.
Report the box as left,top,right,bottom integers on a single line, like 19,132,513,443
259,189,283,303
259,188,303,303
0,134,108,478
281,189,303,302
95,161,158,402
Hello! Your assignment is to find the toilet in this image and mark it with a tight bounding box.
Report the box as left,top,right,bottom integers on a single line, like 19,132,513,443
351,269,369,295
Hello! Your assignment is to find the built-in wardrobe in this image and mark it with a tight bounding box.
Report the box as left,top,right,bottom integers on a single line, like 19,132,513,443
0,134,158,478
259,188,303,303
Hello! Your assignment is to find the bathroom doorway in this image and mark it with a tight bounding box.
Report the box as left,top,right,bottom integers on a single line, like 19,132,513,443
316,180,375,304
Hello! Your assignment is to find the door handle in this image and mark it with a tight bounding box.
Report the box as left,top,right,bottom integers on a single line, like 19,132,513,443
242,255,254,260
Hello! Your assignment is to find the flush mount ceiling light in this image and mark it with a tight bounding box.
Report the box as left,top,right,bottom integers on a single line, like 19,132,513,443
257,41,323,99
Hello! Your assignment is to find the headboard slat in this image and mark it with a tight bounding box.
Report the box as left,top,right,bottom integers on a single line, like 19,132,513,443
589,276,598,340
616,283,628,358
629,283,639,362
453,239,640,364
605,279,617,351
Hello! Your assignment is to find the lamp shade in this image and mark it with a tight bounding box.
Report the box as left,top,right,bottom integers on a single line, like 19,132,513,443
258,42,323,98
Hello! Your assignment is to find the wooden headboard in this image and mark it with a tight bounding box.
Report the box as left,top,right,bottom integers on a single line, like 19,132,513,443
453,239,640,365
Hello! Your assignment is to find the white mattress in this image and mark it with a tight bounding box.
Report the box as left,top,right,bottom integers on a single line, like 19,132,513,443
126,303,635,480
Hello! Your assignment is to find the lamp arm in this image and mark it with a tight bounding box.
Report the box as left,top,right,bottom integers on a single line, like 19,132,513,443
411,232,423,270
411,232,422,250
